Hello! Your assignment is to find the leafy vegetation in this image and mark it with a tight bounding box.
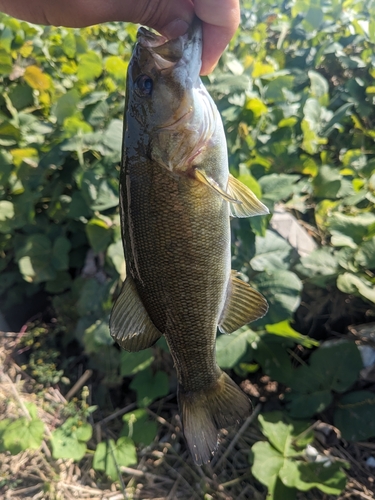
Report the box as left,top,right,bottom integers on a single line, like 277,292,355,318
1,0,375,498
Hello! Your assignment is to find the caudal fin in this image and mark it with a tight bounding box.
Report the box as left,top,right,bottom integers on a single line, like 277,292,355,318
178,370,252,465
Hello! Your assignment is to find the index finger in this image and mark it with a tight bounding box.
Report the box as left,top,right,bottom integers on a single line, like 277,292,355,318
194,0,240,75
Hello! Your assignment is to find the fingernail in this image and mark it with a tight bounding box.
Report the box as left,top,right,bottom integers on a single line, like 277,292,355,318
162,19,190,40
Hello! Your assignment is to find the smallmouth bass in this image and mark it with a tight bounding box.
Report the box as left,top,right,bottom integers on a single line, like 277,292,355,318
110,20,269,465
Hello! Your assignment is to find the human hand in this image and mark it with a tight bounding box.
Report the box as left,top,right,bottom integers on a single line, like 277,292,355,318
0,0,240,74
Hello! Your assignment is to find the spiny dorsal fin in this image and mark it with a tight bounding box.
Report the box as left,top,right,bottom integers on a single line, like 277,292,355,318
218,271,268,334
195,167,240,203
110,275,162,351
227,174,269,218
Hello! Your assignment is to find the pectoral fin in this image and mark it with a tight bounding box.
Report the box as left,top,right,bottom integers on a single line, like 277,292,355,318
227,174,269,218
218,271,268,334
110,275,162,351
195,168,240,204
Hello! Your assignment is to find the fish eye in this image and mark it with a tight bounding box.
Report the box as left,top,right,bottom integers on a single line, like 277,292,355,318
135,74,153,96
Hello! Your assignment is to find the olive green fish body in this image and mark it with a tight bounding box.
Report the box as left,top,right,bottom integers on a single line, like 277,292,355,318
123,154,230,392
111,20,269,465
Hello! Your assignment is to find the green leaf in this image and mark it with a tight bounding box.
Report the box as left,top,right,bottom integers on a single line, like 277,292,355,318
251,441,285,491
286,340,363,417
285,390,333,418
265,75,295,103
51,418,92,461
16,234,56,283
51,236,71,271
312,165,341,199
265,321,319,348
258,412,313,457
279,459,347,495
258,174,300,205
254,336,294,385
0,200,15,233
216,327,257,368
122,409,157,446
355,237,375,269
120,349,154,377
3,417,44,455
130,368,169,407
329,212,375,246
253,270,302,324
62,32,76,58
107,240,125,276
105,56,127,80
250,230,292,272
334,390,375,441
86,217,112,253
54,90,80,125
93,437,137,481
77,51,102,81
337,273,375,303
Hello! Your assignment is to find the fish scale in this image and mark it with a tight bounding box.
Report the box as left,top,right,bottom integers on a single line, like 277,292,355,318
110,19,269,465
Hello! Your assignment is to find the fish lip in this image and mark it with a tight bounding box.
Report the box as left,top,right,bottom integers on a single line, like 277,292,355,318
137,27,168,48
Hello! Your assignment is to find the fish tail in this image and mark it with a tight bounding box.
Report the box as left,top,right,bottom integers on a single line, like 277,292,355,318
178,370,252,465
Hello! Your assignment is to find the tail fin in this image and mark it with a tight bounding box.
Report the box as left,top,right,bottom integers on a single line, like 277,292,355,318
178,370,252,465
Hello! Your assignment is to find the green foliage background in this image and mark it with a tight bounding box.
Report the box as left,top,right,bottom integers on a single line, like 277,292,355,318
1,0,375,497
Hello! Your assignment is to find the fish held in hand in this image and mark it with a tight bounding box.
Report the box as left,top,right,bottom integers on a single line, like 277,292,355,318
110,19,269,465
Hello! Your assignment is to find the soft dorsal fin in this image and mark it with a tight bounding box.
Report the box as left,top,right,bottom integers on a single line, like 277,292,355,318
227,174,269,218
218,271,268,334
110,275,162,351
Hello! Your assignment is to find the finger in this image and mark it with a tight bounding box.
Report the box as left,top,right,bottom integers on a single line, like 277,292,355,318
194,0,240,74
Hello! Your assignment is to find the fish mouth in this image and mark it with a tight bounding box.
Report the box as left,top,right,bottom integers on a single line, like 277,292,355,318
136,19,202,73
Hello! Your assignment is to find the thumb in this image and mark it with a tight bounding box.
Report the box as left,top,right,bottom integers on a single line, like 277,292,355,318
128,0,194,39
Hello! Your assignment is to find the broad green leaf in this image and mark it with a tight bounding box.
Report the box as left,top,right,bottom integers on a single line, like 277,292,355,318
122,409,157,446
216,327,257,368
250,230,293,272
120,349,154,377
77,51,102,81
279,459,347,494
251,441,285,491
258,174,300,204
86,217,112,253
107,240,125,277
258,412,313,457
51,236,71,271
0,200,14,233
93,437,137,480
3,417,44,455
54,90,81,124
62,32,76,58
328,212,375,246
334,390,375,441
105,56,128,79
265,321,318,348
337,273,375,303
265,75,295,103
355,237,375,269
16,234,56,283
285,390,332,418
51,418,92,461
254,337,294,385
130,368,169,407
253,270,302,324
312,165,341,199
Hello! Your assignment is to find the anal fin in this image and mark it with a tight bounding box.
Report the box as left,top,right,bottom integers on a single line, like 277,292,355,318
227,174,269,218
110,275,162,351
218,271,268,334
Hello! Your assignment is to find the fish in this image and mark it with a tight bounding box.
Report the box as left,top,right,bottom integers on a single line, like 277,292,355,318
110,19,269,465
